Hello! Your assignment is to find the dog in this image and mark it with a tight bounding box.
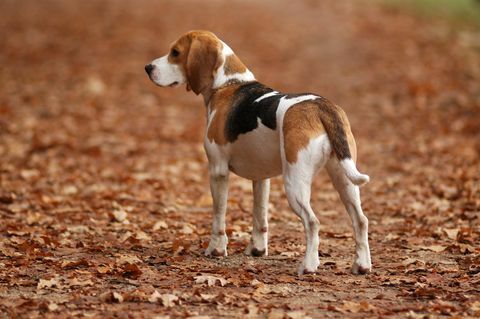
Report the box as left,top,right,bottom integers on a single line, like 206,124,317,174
145,30,371,275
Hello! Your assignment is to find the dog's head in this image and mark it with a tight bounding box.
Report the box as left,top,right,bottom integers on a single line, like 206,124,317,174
145,30,226,95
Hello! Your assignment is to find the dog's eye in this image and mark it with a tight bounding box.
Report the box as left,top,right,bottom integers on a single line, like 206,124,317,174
170,48,180,57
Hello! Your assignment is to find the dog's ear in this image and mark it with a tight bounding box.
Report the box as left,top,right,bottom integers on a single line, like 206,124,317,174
186,36,221,95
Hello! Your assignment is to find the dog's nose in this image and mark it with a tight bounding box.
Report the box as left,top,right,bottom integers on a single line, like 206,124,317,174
145,64,154,75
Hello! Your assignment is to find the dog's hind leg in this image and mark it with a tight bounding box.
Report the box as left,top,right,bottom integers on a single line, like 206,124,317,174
283,160,320,275
282,134,332,275
245,179,270,257
326,158,372,274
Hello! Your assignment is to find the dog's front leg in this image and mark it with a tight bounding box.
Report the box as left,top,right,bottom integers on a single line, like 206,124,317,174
245,179,269,257
205,170,229,257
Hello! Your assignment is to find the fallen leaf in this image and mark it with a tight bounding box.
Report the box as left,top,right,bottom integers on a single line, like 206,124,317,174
48,303,58,311
121,263,142,279
112,209,128,222
113,292,124,303
61,259,89,269
287,311,311,319
153,220,168,231
37,276,60,290
443,228,459,241
161,294,178,307
194,274,227,287
68,277,94,287
148,290,162,303
342,300,376,313
417,245,447,253
116,254,142,264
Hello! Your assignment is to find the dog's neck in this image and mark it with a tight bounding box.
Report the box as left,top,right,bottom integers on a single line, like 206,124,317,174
202,78,248,106
201,41,256,105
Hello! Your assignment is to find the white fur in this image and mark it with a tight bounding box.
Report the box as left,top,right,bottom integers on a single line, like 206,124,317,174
282,134,331,274
326,158,372,274
149,55,185,87
245,179,269,256
212,41,255,89
340,158,370,185
254,91,279,103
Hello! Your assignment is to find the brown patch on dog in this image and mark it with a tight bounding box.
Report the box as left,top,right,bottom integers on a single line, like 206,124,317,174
283,100,356,164
283,102,326,164
207,84,241,145
223,54,246,75
167,30,223,94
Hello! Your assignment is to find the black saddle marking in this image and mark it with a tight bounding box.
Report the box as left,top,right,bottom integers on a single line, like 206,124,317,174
225,82,286,142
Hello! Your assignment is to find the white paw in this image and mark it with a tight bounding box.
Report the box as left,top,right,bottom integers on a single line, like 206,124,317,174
351,259,371,275
244,240,268,257
205,235,228,257
298,257,320,275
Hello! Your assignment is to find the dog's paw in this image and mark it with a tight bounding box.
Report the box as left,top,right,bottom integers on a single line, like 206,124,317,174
244,241,268,257
205,248,227,257
351,261,371,275
298,257,320,275
205,234,228,257
298,264,317,275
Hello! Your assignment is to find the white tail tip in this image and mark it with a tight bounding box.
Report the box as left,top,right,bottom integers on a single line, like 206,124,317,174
340,159,370,186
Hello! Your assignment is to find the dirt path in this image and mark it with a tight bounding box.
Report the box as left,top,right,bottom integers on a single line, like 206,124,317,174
0,0,479,318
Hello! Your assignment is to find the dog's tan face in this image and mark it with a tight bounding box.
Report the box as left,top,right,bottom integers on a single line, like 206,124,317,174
145,31,222,95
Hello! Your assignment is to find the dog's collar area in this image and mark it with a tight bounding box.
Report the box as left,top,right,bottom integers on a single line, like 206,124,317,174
213,78,247,91
205,79,256,106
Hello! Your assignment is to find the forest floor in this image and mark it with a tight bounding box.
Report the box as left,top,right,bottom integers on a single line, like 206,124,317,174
0,0,479,318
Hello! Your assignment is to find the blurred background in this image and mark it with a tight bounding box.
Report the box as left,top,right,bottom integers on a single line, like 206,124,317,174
0,0,479,317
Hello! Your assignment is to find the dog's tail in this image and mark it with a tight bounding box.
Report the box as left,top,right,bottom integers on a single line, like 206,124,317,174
339,158,370,186
315,99,370,186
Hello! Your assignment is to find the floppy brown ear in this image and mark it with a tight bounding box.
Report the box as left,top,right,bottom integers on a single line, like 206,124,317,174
186,37,221,95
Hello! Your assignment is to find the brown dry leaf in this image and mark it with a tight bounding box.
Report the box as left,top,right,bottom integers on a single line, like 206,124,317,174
61,259,89,269
37,276,60,290
152,220,168,231
113,292,124,303
470,301,480,316
199,294,217,302
161,294,178,307
121,263,142,279
112,209,128,223
47,303,59,311
194,274,227,287
135,230,151,241
180,224,196,235
96,264,114,274
443,228,459,241
406,310,428,319
342,300,376,313
148,290,162,303
68,277,94,287
287,311,311,319
267,309,285,319
417,245,447,253
246,303,259,318
116,254,142,264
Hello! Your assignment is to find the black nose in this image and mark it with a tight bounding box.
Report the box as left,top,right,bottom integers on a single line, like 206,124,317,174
145,64,154,75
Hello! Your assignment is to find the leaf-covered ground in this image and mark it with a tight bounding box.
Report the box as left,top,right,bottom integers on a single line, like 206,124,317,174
0,1,479,318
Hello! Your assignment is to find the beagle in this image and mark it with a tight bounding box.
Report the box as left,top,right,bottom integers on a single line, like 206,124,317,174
145,30,371,275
